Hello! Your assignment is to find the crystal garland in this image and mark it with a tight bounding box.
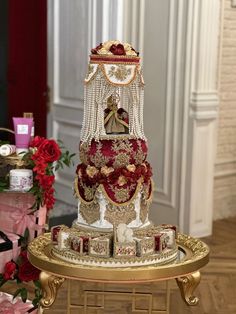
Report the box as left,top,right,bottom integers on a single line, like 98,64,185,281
128,82,146,139
94,74,115,141
80,66,146,143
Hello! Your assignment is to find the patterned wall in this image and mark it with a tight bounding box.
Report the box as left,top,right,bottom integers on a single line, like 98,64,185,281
214,0,236,219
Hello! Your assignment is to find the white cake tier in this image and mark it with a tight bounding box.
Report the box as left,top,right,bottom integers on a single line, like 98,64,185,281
75,190,151,230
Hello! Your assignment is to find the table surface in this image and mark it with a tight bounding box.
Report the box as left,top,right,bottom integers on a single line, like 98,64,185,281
28,233,209,283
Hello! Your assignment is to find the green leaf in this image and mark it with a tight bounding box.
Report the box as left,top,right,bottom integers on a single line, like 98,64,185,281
0,279,6,287
24,228,30,241
20,287,28,303
13,288,22,299
32,295,42,307
34,280,41,289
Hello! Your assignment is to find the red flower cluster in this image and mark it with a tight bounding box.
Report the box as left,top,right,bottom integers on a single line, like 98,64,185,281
29,136,61,210
17,251,40,282
3,261,16,280
2,251,40,283
91,42,139,56
109,43,126,55
77,161,152,186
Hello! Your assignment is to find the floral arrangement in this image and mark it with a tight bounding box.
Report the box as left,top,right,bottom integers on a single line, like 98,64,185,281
0,137,75,309
77,161,152,187
0,231,41,309
23,136,75,212
91,40,139,56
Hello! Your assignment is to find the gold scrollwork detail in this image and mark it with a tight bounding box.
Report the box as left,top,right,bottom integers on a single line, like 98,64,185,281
176,271,201,305
90,142,109,168
39,271,65,310
140,198,149,224
28,236,51,258
79,200,100,224
177,234,209,259
105,203,136,225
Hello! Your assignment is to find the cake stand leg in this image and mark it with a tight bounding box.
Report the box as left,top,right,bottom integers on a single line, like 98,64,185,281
176,271,201,305
38,271,65,312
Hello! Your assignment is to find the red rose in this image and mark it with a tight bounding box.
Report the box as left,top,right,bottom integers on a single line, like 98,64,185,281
91,43,103,54
30,136,45,148
3,261,17,280
18,260,40,282
109,44,125,55
37,139,61,162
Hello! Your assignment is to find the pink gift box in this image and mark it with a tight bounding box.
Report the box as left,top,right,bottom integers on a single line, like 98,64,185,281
0,192,47,240
0,231,21,273
0,292,37,313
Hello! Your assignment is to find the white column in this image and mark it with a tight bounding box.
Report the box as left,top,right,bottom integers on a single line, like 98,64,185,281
180,0,221,237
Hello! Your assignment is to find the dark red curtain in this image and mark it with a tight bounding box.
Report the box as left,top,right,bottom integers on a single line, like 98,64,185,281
7,0,47,137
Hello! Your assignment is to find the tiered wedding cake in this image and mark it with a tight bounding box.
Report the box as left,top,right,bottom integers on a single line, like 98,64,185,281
51,41,178,267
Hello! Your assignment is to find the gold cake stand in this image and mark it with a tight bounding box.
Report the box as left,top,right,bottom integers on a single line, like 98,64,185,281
28,233,209,313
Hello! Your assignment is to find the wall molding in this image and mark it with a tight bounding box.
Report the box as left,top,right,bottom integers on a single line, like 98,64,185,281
153,0,184,210
190,91,219,120
179,0,221,237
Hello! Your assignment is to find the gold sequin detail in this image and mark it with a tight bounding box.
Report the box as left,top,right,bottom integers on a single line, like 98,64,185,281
105,203,136,225
113,187,130,203
79,200,100,224
79,143,89,165
108,65,132,81
80,181,97,201
112,139,132,153
140,199,149,224
113,153,130,168
134,141,146,165
90,142,109,168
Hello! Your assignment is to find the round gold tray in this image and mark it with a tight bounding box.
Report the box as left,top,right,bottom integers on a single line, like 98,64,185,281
28,233,209,283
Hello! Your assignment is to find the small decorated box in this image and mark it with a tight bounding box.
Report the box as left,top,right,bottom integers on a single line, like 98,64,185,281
136,237,155,257
81,236,89,253
0,231,21,273
51,225,67,244
70,236,83,254
154,233,168,253
160,228,176,249
114,241,136,257
70,235,90,255
161,224,178,238
89,236,111,258
56,227,70,249
0,191,47,240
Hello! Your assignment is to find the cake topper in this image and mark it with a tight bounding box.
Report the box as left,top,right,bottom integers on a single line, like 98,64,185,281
81,40,145,143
